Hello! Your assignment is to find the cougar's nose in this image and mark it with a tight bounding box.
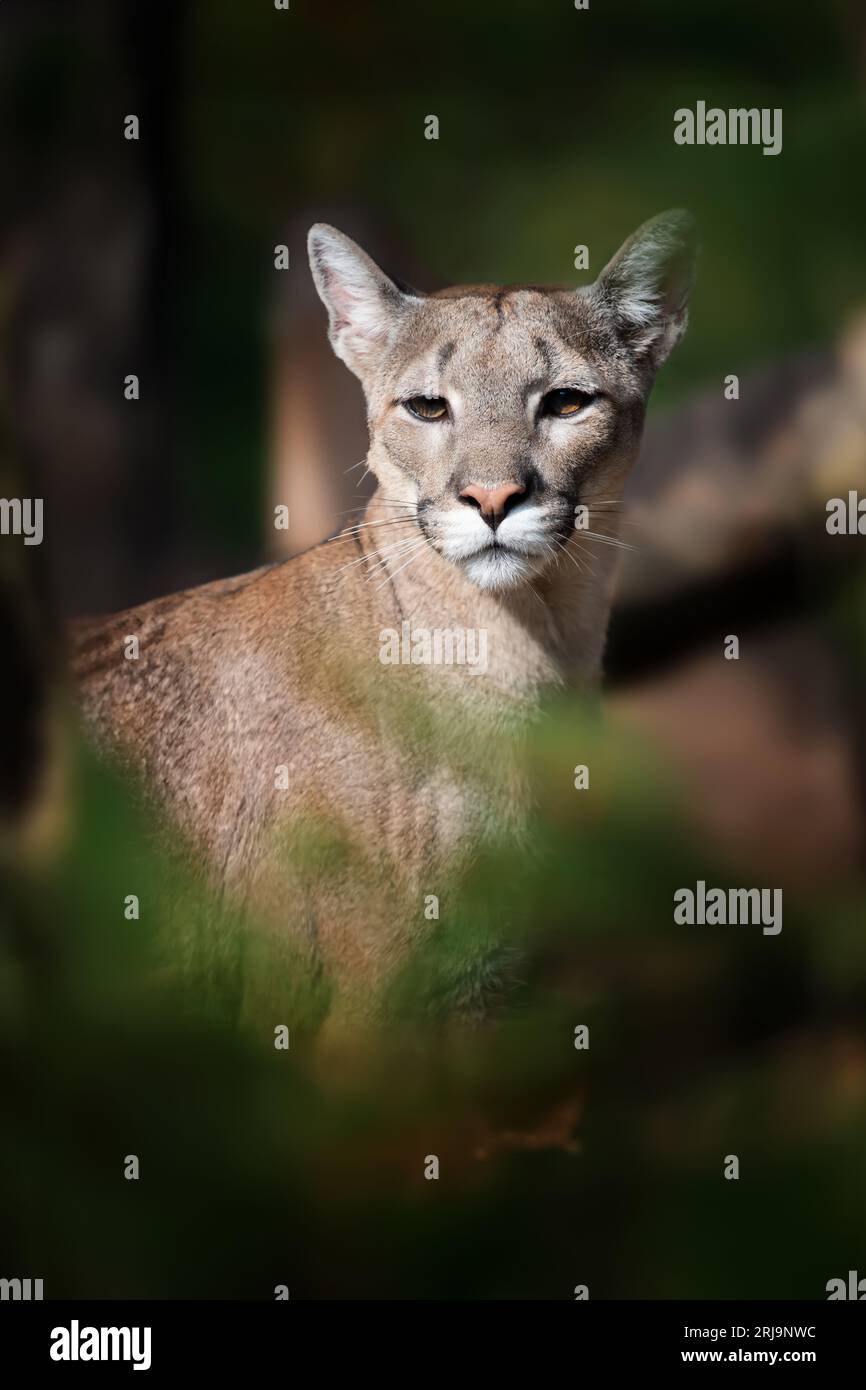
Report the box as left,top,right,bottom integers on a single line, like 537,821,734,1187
458,481,526,529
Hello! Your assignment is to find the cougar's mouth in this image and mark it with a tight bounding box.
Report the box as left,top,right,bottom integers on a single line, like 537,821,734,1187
417,497,564,590
460,545,543,591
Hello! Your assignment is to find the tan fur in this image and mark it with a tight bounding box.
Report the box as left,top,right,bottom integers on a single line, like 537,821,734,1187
71,212,696,1016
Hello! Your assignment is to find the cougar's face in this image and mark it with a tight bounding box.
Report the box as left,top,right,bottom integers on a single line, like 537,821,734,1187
363,291,650,590
310,214,696,592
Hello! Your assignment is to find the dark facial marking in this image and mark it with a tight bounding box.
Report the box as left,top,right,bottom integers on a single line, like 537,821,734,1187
437,341,456,372
533,336,552,371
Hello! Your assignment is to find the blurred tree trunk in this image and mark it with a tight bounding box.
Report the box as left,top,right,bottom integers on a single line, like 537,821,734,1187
2,0,190,618
0,0,188,843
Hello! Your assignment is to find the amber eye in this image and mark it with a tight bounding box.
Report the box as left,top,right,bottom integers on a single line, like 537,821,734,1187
544,387,595,418
404,395,448,421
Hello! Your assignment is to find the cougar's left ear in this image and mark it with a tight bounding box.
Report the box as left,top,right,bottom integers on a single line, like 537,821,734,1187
591,210,698,367
308,224,423,379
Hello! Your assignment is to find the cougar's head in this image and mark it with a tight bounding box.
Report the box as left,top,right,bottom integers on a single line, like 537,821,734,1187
309,213,696,592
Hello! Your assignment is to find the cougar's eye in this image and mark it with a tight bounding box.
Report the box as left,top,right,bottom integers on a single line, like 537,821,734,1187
404,395,448,421
543,387,595,418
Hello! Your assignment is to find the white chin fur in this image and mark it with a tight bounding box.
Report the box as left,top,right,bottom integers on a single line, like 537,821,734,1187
437,503,552,589
461,547,539,590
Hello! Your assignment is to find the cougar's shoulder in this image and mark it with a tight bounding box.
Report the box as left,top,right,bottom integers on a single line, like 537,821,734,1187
70,561,278,721
68,536,383,810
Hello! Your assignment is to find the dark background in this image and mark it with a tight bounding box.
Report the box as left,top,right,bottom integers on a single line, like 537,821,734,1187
3,0,866,611
1,0,866,1301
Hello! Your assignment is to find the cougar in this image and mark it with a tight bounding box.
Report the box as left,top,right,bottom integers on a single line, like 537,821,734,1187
71,212,697,1020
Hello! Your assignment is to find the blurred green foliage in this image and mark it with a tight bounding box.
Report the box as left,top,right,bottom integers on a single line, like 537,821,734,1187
2,652,866,1298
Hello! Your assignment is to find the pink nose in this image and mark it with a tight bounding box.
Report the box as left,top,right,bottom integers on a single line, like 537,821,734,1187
459,481,526,526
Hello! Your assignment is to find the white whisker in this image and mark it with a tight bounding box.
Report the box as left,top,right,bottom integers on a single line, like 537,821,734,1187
374,539,428,589
362,537,426,579
333,518,417,536
333,503,417,518
580,529,638,553
555,537,588,576
333,535,421,576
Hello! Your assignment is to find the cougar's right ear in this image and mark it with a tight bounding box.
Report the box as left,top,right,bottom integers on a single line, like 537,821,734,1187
591,209,698,368
307,225,423,378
